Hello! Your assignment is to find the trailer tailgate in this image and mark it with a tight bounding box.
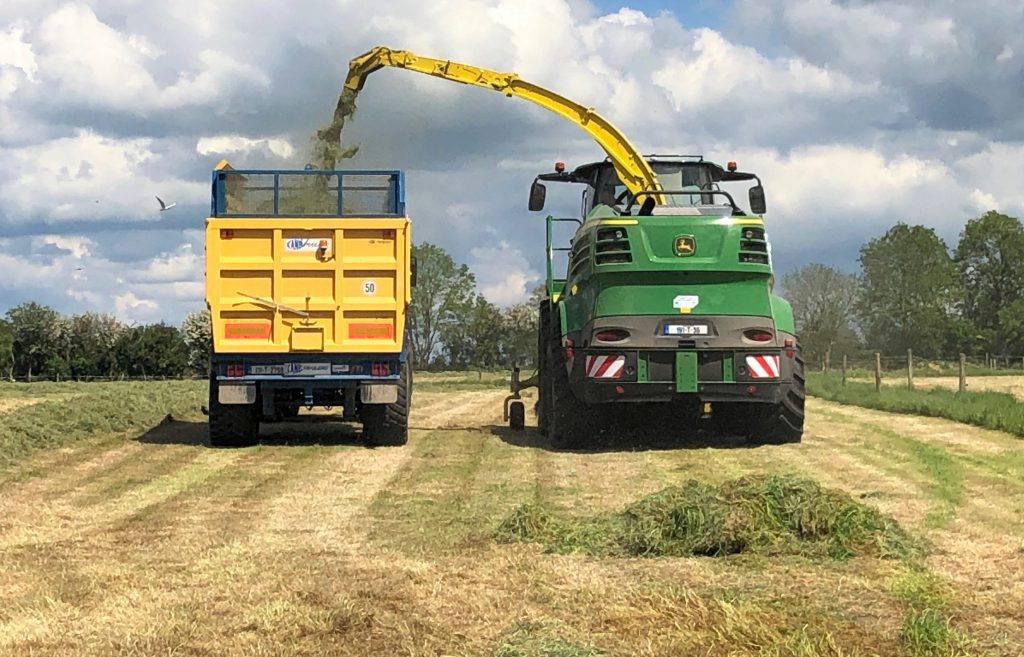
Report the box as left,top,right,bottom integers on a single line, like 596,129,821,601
206,217,411,354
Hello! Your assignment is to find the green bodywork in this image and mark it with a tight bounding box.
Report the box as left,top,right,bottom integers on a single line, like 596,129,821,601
547,212,796,337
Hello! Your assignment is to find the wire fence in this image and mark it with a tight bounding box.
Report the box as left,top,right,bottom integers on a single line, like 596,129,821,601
3,375,204,384
809,349,1024,393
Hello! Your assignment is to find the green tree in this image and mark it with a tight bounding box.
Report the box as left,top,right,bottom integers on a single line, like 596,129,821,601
112,324,189,377
62,313,123,378
0,319,14,380
181,310,212,374
501,301,539,368
5,302,62,379
954,211,1024,351
408,242,478,368
442,296,504,369
856,223,961,357
781,263,860,364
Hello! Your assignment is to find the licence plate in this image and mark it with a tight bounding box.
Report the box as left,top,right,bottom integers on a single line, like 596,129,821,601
664,324,709,336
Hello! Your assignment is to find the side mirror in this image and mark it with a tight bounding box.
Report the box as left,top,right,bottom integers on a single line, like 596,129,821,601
749,185,767,215
528,180,546,212
410,256,418,288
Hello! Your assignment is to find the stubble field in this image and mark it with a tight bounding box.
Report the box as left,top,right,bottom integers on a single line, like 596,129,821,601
0,375,1022,656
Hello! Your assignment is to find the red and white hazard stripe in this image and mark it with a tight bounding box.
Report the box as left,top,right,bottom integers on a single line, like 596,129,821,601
746,355,780,379
586,354,625,379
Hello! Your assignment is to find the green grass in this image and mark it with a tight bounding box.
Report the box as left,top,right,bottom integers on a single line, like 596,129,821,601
496,474,918,560
808,373,1024,438
891,568,979,657
415,370,512,391
0,380,206,468
493,623,603,657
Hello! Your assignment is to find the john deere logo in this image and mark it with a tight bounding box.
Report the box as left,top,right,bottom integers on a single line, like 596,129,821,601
674,235,696,256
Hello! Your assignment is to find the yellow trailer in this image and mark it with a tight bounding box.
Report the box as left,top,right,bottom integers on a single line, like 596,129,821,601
204,162,413,447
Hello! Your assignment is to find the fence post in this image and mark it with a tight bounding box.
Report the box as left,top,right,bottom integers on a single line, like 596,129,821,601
824,349,831,373
841,354,847,387
874,352,882,393
907,348,913,389
958,353,966,393
985,352,990,370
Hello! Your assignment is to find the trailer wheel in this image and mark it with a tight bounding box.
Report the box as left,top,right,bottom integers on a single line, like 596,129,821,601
509,400,526,431
544,322,593,450
208,374,259,448
362,362,410,447
749,352,805,445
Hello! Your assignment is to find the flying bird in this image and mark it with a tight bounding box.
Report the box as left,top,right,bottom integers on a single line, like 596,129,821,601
156,196,177,212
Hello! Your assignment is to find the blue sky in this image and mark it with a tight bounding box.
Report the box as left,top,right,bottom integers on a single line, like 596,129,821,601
1,0,1023,322
591,0,730,27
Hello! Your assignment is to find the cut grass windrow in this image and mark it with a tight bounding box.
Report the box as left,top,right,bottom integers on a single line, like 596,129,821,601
0,381,205,468
808,373,1024,438
496,474,919,560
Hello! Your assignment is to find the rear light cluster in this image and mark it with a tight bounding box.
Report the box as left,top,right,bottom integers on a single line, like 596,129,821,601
738,225,769,265
744,329,774,343
595,227,632,265
594,328,630,342
226,364,244,377
372,361,391,377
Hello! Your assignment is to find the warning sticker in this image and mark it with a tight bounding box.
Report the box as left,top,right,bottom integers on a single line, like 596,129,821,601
673,295,700,314
224,322,272,339
349,323,394,340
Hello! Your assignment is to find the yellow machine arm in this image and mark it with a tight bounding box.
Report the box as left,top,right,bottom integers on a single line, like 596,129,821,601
346,46,663,203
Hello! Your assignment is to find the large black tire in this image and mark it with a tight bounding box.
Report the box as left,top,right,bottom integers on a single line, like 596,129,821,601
535,301,552,435
208,374,259,448
748,352,805,445
362,362,410,447
542,313,595,450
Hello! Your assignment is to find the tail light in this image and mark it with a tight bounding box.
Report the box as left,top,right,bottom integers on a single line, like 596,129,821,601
226,363,244,377
744,329,774,343
594,329,630,342
372,362,391,377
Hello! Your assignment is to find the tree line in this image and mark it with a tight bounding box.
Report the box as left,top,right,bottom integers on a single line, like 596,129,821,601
0,242,535,380
783,211,1024,365
7,208,1018,381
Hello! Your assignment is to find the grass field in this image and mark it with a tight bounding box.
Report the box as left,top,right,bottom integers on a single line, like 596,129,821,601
809,374,1024,438
0,375,1022,656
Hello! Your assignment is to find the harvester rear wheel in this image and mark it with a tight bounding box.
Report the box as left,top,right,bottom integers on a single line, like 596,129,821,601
208,374,259,448
362,362,411,447
536,301,552,435
749,352,805,445
544,324,593,450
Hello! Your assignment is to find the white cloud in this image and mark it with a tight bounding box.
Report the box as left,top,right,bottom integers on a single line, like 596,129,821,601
196,134,295,159
653,29,870,113
468,241,540,306
32,235,93,258
0,22,37,98
2,0,1024,322
0,129,206,224
137,244,202,283
114,292,159,319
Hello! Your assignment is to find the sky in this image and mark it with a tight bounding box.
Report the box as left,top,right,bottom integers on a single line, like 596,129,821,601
1,0,1022,324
